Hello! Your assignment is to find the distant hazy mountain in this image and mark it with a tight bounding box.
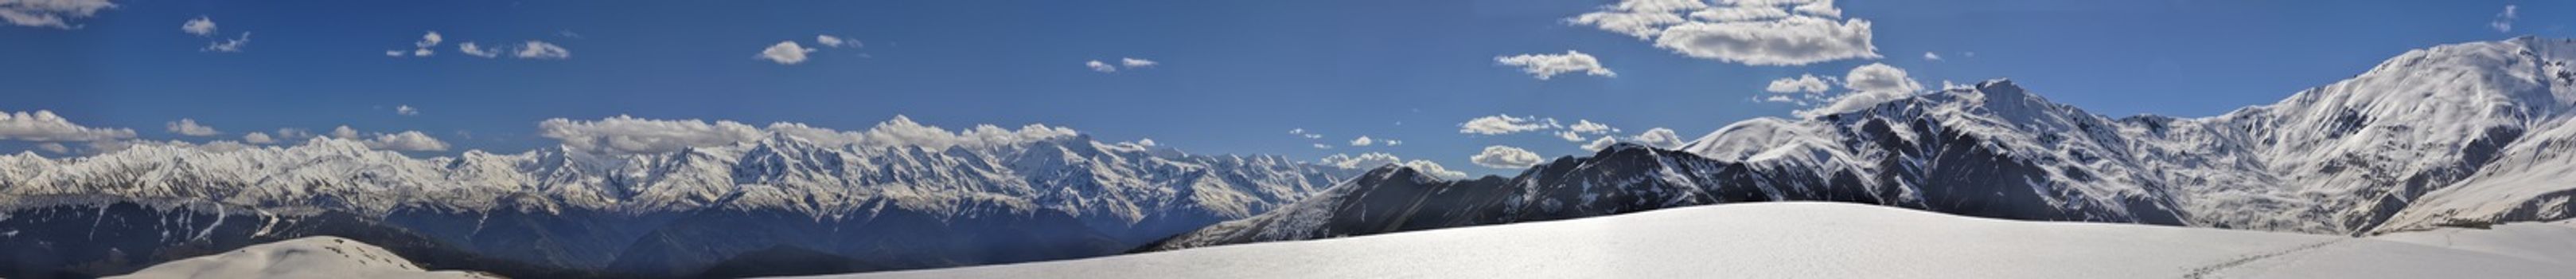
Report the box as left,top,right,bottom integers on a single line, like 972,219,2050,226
1144,37,2576,251
0,133,1356,278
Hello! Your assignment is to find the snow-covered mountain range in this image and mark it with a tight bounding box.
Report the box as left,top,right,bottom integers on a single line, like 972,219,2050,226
107,237,501,279
1145,37,2576,251
0,129,1358,278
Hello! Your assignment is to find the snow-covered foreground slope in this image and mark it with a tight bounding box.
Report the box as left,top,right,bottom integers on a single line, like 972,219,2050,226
815,202,2576,279
107,236,500,279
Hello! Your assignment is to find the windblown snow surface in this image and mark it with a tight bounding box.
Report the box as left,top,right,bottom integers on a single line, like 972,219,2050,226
107,236,500,279
804,202,2576,279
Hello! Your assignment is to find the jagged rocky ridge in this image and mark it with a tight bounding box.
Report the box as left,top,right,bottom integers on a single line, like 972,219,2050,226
0,132,1357,278
1144,37,2576,251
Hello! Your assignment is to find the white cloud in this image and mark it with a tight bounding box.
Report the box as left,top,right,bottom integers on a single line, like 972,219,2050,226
165,119,220,136
1120,57,1157,69
1765,73,1832,93
1842,62,1920,93
2491,5,2518,33
1318,152,1466,179
1384,140,1402,146
1311,143,1332,150
1495,50,1615,80
1632,128,1686,149
1923,52,1942,61
0,110,135,141
1470,145,1543,169
242,132,274,144
0,0,114,29
181,16,214,36
1135,138,1157,147
329,125,360,139
1783,63,1923,118
396,105,419,116
1349,136,1374,147
415,31,443,48
384,50,404,57
273,128,313,141
515,41,570,59
458,42,499,58
816,34,857,48
758,41,815,65
1689,6,1790,22
537,115,1080,154
1458,114,1558,135
1557,131,1586,142
202,32,248,53
34,143,67,153
1581,136,1619,151
1085,60,1117,73
1400,160,1468,179
1319,152,1402,169
1650,17,1876,66
1580,128,1687,151
362,131,450,151
1572,0,1877,66
1568,120,1616,134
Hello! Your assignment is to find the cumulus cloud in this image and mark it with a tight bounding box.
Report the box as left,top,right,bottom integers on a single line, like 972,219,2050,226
1311,143,1332,150
34,143,66,153
1470,145,1543,169
1841,62,1920,93
1319,152,1402,169
1495,50,1615,80
1571,0,1877,66
757,41,816,65
1580,128,1687,151
1384,140,1402,146
816,34,857,48
1568,120,1615,134
273,128,314,141
1399,160,1468,179
165,119,220,136
0,0,115,28
1922,52,1943,61
1557,131,1587,142
329,125,360,139
242,132,274,144
1765,73,1832,93
2491,5,2517,33
1349,136,1374,147
0,110,135,142
362,131,450,151
537,115,1081,154
1458,114,1558,135
1318,152,1467,179
458,42,500,58
516,41,570,59
1773,62,1923,118
1120,57,1157,69
396,105,419,116
1085,60,1117,73
181,16,214,36
202,32,249,53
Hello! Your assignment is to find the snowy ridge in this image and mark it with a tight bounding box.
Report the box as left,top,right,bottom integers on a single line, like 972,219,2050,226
1146,37,2576,251
818,202,2576,279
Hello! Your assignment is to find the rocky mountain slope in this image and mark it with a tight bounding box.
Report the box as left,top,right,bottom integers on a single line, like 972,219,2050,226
1145,37,2576,251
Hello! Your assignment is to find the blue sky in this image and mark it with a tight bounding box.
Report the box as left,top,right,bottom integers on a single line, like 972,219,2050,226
0,0,2562,176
